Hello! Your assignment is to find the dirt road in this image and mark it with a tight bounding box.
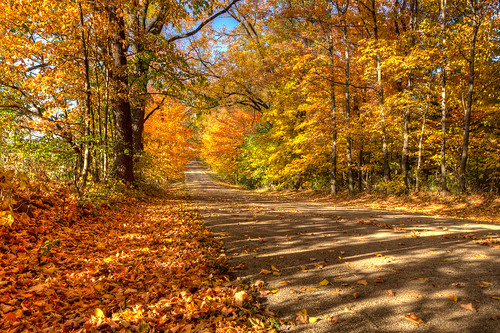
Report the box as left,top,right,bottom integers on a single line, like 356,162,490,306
185,161,500,332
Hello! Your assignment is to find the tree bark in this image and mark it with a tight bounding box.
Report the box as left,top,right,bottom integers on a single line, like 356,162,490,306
343,15,354,196
108,4,135,183
459,1,480,193
79,3,92,187
440,0,448,194
328,42,338,195
369,0,390,182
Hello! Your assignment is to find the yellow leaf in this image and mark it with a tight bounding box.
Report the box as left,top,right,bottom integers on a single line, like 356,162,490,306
357,280,368,286
319,279,330,286
307,288,317,291
271,265,280,272
491,296,500,300
95,308,105,318
309,316,318,323
260,268,271,275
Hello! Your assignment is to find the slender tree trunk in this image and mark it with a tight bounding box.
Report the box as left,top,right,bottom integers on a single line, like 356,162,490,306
459,2,480,193
416,79,431,192
358,145,364,191
103,67,110,182
401,0,418,191
108,4,135,183
79,3,92,187
370,0,390,182
440,0,449,194
328,43,338,195
343,19,354,195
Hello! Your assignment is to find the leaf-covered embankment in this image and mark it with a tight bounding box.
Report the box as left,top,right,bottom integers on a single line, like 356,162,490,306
1,186,276,332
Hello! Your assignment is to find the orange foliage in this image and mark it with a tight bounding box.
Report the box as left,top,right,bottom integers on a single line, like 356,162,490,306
200,108,260,177
142,97,194,181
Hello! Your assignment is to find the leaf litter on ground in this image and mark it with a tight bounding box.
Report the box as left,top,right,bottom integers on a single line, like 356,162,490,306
0,185,276,332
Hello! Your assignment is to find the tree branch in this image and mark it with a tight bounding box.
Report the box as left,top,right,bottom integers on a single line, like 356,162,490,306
167,0,242,43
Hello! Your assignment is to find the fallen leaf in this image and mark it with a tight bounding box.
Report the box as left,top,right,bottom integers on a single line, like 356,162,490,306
279,280,290,285
344,307,355,313
387,290,395,297
307,288,318,291
234,291,251,307
448,295,458,302
309,316,318,323
491,296,500,300
326,315,339,324
374,278,385,283
319,279,330,286
95,308,105,318
271,265,280,272
460,303,477,312
409,293,423,298
404,313,423,326
296,309,309,324
357,280,368,286
353,292,360,299
260,268,271,275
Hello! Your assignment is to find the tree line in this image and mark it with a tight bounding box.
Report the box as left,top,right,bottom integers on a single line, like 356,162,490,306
196,0,499,195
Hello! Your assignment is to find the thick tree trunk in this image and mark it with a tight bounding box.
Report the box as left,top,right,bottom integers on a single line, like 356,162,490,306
459,3,479,193
130,41,148,154
440,0,448,194
108,5,135,183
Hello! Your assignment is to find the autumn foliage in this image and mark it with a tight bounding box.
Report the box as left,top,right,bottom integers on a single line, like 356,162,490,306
140,97,194,183
0,181,275,331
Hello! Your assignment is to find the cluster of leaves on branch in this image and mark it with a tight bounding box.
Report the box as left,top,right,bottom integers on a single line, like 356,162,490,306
197,0,500,195
1,182,277,331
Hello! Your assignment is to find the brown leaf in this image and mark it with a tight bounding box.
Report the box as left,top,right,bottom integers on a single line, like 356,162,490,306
327,315,339,324
374,278,385,283
357,280,368,286
296,309,309,324
387,290,395,297
460,303,477,312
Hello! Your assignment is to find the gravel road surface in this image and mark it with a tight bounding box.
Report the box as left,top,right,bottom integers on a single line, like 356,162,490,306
185,161,500,332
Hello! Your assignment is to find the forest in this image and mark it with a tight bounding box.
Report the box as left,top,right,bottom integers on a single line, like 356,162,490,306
0,0,499,331
0,0,499,197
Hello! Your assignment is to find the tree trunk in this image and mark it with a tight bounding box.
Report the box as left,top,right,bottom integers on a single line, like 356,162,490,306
370,0,390,182
130,41,149,154
416,79,431,192
108,4,135,183
79,3,92,187
343,19,354,196
440,0,448,194
328,43,338,195
401,0,418,191
459,2,480,193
